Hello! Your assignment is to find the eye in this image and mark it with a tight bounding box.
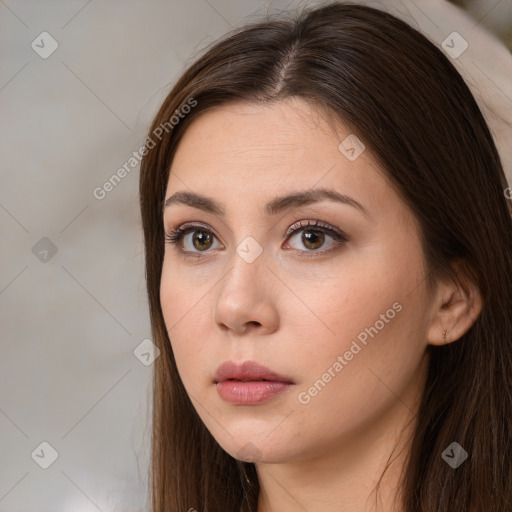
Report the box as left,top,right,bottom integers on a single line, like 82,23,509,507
165,223,221,255
164,219,347,258
284,220,347,256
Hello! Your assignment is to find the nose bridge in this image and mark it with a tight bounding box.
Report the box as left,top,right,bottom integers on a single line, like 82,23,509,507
213,238,278,333
222,236,268,298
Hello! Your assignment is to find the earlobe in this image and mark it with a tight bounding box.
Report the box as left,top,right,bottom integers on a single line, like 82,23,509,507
426,264,483,346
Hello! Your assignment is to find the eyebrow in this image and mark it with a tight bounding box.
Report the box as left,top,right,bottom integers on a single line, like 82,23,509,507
163,187,370,219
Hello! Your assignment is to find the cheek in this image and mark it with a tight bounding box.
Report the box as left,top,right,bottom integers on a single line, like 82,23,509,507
290,305,426,458
290,247,428,395
160,264,212,384
287,255,406,352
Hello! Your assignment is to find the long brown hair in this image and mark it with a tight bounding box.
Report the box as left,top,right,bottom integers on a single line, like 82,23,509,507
139,2,512,510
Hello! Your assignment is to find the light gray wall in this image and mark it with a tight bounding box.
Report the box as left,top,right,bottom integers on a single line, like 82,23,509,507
1,1,510,511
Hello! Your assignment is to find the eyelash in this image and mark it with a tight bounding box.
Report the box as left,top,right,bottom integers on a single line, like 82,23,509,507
164,220,348,259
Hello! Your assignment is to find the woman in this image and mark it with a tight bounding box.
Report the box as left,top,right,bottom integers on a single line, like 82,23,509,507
139,2,512,510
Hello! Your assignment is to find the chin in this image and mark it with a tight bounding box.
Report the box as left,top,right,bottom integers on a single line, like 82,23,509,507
214,435,295,464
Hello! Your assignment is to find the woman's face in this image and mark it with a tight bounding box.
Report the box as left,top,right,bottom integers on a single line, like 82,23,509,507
160,98,433,464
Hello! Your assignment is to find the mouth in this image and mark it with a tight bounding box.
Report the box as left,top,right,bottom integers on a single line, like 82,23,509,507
214,361,294,405
214,360,294,384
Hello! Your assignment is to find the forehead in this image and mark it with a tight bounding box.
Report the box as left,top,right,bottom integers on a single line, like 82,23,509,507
168,99,368,185
174,98,340,151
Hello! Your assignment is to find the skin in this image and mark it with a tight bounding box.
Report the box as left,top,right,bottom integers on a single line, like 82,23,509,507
160,97,482,512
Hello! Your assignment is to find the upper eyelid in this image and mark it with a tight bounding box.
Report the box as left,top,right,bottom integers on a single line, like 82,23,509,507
284,219,344,237
170,219,342,237
169,220,346,246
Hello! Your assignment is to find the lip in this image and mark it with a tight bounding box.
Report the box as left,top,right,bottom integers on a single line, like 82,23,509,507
214,360,294,384
214,361,294,405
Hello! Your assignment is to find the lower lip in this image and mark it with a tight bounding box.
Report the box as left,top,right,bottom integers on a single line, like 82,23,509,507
216,380,292,405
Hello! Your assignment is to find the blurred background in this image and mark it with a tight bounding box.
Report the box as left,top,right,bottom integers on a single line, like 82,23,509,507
1,1,510,511
449,0,512,48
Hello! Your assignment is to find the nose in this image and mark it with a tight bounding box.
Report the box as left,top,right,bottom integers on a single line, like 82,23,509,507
213,252,279,336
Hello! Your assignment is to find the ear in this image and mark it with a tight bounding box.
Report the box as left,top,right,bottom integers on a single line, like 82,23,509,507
426,261,483,346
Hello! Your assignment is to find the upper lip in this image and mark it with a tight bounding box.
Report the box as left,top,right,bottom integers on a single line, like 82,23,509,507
214,360,294,383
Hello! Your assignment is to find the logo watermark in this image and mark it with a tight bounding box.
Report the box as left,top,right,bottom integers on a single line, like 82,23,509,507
297,301,403,405
93,97,197,200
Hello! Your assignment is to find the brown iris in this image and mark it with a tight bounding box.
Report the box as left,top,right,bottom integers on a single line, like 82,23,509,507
192,230,214,251
301,230,325,250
